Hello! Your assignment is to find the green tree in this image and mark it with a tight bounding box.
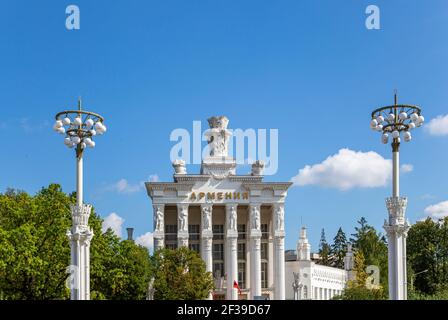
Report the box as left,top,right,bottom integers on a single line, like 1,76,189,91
334,250,386,300
353,250,368,287
407,217,448,295
0,184,152,300
350,217,388,291
151,247,214,300
333,286,385,300
318,228,331,266
330,227,347,268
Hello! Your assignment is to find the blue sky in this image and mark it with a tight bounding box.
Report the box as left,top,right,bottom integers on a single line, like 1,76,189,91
1,0,448,251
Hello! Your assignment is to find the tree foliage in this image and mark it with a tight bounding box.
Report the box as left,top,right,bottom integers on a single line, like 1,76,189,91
407,217,448,295
150,247,214,300
353,250,368,287
333,285,385,300
350,217,388,291
330,227,347,268
334,249,386,300
0,184,152,300
318,228,331,266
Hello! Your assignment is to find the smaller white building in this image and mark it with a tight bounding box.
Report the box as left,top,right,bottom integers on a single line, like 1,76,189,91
285,227,353,300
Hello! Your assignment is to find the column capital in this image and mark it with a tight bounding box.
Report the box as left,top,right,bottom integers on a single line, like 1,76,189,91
226,203,238,210
70,204,92,230
67,227,94,243
177,203,189,210
384,221,411,238
153,203,165,210
272,202,284,209
200,202,213,210
385,196,408,225
274,235,285,246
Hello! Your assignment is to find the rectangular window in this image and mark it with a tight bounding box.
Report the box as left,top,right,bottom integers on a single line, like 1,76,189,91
261,242,268,260
238,224,246,240
261,262,268,289
165,224,177,233
238,262,246,289
213,262,224,279
213,225,224,240
189,224,200,240
261,224,269,239
213,243,224,260
166,243,177,250
165,224,177,241
238,243,246,260
189,243,200,253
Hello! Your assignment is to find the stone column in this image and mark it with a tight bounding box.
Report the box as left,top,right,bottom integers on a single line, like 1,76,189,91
273,203,285,300
67,204,93,300
177,203,189,248
153,204,165,251
249,204,262,299
201,204,213,300
384,196,410,300
226,204,238,300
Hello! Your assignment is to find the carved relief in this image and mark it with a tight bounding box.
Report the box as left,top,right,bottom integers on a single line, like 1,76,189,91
155,206,164,232
228,206,237,231
251,160,265,176
275,205,284,231
206,116,230,158
251,206,260,230
172,159,187,175
178,205,188,232
386,196,407,225
202,205,212,231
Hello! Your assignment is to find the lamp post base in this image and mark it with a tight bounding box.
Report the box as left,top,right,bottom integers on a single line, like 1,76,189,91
67,204,93,300
384,196,410,300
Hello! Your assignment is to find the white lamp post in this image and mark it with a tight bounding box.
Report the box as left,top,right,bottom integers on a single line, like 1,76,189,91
370,93,423,300
54,98,106,300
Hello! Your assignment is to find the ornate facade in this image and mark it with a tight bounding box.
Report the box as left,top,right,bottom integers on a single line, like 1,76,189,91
145,116,292,300
285,227,352,300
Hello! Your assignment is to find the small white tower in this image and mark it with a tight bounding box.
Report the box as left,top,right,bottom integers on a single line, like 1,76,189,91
297,227,311,261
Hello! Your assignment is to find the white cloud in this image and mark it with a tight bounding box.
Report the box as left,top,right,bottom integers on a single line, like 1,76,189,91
20,118,49,133
107,178,144,194
401,164,413,173
291,148,393,191
106,175,159,194
135,232,154,253
421,194,436,200
426,114,448,136
102,212,125,237
424,201,448,219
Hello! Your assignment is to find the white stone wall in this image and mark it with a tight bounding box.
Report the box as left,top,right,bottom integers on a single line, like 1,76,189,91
285,260,347,300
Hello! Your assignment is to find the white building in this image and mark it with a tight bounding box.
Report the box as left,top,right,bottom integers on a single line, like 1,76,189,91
145,116,292,300
285,227,354,300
